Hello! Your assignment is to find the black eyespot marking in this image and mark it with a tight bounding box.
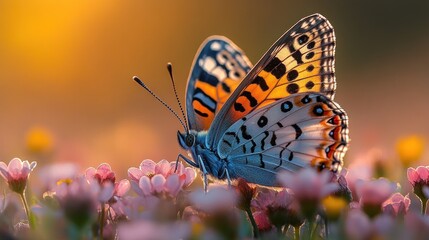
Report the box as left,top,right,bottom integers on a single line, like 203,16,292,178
307,41,315,49
281,101,293,112
313,105,324,116
287,70,298,81
329,129,335,138
305,52,315,60
298,35,309,45
234,72,240,78
257,116,268,128
301,95,311,104
306,65,314,72
286,83,299,94
305,81,315,89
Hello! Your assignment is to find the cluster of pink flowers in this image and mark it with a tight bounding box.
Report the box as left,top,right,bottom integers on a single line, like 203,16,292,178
1,156,429,239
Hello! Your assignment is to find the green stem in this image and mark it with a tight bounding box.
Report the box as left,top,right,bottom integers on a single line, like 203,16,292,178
423,199,427,215
294,226,300,240
19,192,34,229
245,208,259,238
99,203,106,240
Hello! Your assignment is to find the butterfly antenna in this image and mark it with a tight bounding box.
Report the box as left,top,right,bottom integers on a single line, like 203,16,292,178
167,63,189,132
133,76,188,132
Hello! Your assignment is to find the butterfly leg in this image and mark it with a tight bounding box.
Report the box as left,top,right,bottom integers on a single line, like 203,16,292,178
175,153,198,172
197,155,209,192
224,168,232,188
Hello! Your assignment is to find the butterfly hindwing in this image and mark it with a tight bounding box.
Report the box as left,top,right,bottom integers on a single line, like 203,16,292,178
185,36,252,131
218,93,348,186
208,14,336,147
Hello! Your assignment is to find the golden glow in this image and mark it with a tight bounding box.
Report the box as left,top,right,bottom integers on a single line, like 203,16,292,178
396,135,424,167
26,126,54,154
322,196,347,220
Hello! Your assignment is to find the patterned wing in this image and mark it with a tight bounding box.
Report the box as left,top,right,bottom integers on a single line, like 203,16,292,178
219,93,349,186
209,14,336,146
185,36,252,131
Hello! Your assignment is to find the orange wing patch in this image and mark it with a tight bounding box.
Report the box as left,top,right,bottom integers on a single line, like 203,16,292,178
187,37,253,131
227,15,336,124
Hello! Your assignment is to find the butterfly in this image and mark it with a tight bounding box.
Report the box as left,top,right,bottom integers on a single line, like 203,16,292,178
138,13,349,187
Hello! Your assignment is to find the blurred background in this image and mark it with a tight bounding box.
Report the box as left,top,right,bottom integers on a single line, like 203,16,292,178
0,1,428,179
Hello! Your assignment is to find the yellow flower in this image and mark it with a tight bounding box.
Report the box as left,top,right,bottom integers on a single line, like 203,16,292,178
26,127,53,154
322,196,347,220
396,135,424,167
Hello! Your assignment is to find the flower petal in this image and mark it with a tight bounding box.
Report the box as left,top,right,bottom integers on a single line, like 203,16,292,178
128,167,143,182
85,167,97,180
156,160,171,177
138,176,153,196
139,159,156,176
151,174,166,193
8,158,24,179
165,174,182,197
115,179,131,197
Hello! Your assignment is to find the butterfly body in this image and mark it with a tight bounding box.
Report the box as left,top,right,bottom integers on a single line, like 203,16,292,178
175,14,349,187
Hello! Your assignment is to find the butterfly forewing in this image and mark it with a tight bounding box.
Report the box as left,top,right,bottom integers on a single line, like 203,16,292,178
208,14,336,147
218,93,349,186
185,36,252,131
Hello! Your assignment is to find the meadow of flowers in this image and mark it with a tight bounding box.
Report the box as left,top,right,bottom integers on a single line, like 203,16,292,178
0,136,428,240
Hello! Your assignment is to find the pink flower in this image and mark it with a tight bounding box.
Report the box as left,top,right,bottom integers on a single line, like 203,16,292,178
54,177,99,228
86,163,116,185
382,193,410,217
345,209,395,240
355,178,397,218
38,163,78,190
128,159,196,198
277,168,338,218
0,158,37,194
253,210,272,232
407,166,429,186
407,166,429,205
86,163,130,203
189,185,237,214
251,188,302,230
117,220,191,240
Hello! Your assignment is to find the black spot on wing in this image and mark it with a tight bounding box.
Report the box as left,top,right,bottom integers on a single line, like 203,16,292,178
261,131,269,150
291,124,302,139
221,82,231,93
263,57,281,72
241,91,258,107
270,132,277,146
194,109,209,117
240,125,252,140
257,116,268,128
271,64,286,79
252,76,269,91
250,140,256,153
222,139,232,147
234,102,245,112
259,154,265,168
